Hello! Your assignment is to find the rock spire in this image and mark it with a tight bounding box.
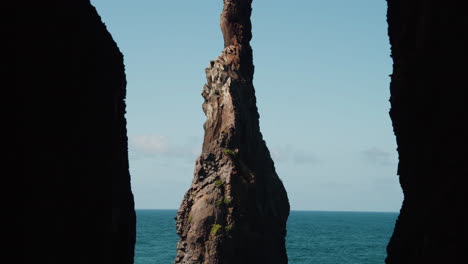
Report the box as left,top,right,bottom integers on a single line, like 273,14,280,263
174,1,290,263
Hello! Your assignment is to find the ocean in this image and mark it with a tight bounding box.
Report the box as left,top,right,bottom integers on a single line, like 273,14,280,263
135,210,398,264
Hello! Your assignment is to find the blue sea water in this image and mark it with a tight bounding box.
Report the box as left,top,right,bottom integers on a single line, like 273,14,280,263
135,210,397,264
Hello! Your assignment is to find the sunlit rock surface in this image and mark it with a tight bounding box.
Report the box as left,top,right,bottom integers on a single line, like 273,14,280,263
175,1,290,263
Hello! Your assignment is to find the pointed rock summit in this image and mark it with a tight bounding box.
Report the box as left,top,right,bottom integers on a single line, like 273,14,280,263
174,1,290,263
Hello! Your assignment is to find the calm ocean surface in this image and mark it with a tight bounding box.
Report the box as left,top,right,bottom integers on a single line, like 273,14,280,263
135,210,397,264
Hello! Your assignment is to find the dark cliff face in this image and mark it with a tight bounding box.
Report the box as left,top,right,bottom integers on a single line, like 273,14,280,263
14,1,135,263
386,1,467,263
175,1,290,263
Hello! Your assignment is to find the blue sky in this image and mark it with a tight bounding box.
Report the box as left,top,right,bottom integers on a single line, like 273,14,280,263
92,0,402,212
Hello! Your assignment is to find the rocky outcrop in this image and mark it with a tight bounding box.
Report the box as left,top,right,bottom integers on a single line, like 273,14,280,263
175,1,290,263
14,1,135,263
386,1,467,263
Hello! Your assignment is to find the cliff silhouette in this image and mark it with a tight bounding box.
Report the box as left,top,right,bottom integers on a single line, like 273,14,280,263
386,0,467,263
14,1,135,263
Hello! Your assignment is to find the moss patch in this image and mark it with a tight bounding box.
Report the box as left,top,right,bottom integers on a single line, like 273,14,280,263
210,224,222,236
214,179,223,188
215,197,230,207
223,148,237,157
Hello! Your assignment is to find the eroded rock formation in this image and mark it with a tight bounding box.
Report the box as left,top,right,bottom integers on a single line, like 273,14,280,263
175,1,290,263
386,1,468,263
14,1,135,263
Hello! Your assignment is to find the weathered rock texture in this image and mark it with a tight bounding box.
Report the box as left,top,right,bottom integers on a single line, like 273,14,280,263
175,1,290,263
386,1,467,263
14,1,135,263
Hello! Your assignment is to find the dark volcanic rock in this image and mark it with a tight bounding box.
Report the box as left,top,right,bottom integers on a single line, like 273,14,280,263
386,1,468,263
175,1,290,263
14,1,135,263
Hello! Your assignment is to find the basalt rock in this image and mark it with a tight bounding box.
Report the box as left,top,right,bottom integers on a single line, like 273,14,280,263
386,1,468,263
14,1,135,263
174,1,290,263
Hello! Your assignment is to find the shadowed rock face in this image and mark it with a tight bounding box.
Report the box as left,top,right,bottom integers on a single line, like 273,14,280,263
175,1,290,263
386,1,468,263
14,1,135,263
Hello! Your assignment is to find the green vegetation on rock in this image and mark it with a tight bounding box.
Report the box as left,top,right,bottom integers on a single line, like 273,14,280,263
214,179,223,188
223,148,237,157
215,197,230,207
210,224,222,236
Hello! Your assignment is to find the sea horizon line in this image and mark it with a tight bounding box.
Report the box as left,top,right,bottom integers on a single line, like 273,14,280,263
135,208,399,213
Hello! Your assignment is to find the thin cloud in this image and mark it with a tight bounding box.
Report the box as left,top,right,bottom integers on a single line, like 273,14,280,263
373,177,399,185
270,145,318,165
129,134,201,161
270,145,293,163
130,134,170,155
130,136,318,165
293,150,317,164
363,147,396,166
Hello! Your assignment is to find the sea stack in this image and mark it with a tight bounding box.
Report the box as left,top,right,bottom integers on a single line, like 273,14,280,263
174,1,290,263
386,1,468,263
